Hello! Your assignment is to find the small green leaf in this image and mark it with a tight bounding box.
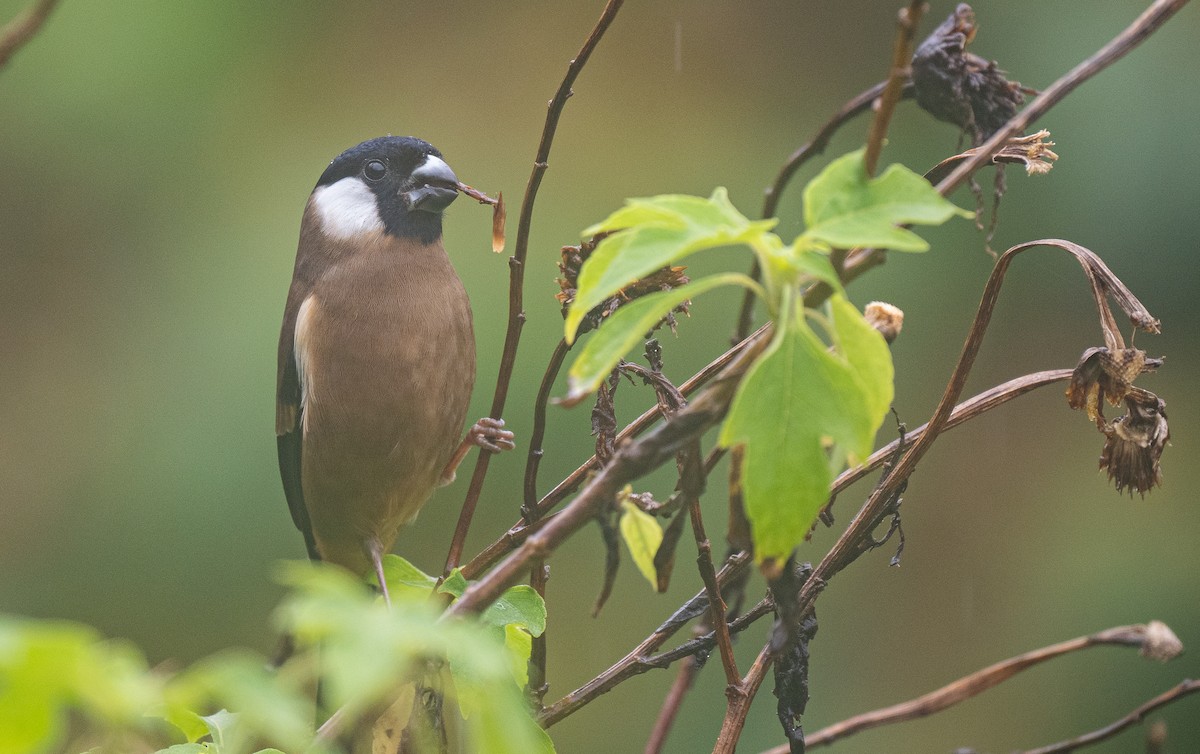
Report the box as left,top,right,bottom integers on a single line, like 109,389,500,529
439,568,470,599
829,295,894,431
719,295,893,564
200,709,237,749
160,706,208,744
567,188,777,342
155,745,215,754
379,555,437,600
802,149,969,252
618,489,664,588
503,624,533,689
563,273,763,406
481,586,547,638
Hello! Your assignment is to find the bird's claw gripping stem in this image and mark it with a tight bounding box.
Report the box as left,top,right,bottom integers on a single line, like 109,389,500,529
440,417,516,484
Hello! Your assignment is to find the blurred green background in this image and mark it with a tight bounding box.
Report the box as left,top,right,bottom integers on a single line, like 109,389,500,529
1,1,1197,751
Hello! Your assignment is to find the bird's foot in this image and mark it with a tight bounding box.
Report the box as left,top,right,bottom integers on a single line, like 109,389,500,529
439,417,516,485
466,417,516,454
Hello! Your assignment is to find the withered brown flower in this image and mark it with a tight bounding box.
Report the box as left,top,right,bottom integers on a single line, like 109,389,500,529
912,4,1026,145
556,233,691,337
1100,389,1169,496
1066,346,1162,426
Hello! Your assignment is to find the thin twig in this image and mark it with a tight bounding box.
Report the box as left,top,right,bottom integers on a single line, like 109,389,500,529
522,339,571,705
863,1,927,177
441,0,626,574
459,323,772,580
0,0,59,71
642,656,700,754
541,598,775,728
835,1,926,285
446,328,771,618
537,553,755,727
1018,679,1200,754
681,441,739,687
523,338,572,518
713,643,774,754
758,622,1183,752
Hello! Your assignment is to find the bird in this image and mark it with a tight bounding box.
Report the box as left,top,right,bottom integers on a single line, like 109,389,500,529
275,136,514,603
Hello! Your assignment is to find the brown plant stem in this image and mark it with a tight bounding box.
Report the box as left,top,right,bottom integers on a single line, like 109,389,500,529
537,553,757,727
523,338,572,518
713,643,774,754
522,339,571,705
0,0,59,70
681,442,740,687
864,1,927,177
447,333,770,619
460,323,772,581
758,622,1181,751
442,0,625,575
642,656,701,754
1018,679,1200,754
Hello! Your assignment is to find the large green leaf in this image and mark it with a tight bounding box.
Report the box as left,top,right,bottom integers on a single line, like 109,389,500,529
719,295,893,564
563,273,762,406
802,149,969,252
566,188,777,341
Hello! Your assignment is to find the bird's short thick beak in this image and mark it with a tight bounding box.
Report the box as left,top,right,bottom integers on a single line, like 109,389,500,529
404,155,459,213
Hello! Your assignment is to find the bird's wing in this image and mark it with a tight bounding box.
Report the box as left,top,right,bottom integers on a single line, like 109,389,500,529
277,277,320,561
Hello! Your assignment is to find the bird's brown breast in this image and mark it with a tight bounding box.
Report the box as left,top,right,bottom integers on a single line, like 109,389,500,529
293,230,474,572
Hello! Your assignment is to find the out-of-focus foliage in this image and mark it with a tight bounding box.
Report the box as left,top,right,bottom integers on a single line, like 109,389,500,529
0,561,550,754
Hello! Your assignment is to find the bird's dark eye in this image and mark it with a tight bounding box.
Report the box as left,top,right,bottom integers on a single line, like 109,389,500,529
363,159,387,181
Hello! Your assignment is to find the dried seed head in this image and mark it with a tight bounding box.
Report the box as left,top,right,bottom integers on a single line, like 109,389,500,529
864,301,904,344
556,234,691,337
1100,389,1169,496
912,4,1026,144
1066,346,1160,425
1139,620,1184,662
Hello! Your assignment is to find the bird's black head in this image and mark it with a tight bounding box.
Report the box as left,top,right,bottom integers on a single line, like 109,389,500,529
312,136,458,244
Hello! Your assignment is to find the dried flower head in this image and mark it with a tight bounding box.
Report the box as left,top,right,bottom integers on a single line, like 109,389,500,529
1066,346,1162,425
912,4,1026,144
1100,389,1169,496
557,234,691,337
1139,620,1184,663
864,301,904,344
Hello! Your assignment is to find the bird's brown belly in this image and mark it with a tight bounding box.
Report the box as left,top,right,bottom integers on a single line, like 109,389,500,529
298,290,474,574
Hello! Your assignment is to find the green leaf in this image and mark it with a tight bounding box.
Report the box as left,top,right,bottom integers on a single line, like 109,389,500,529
828,295,894,426
802,149,969,252
155,745,215,754
438,568,470,599
160,706,208,744
200,709,237,750
618,489,664,588
566,188,777,342
379,554,437,600
719,295,893,564
503,624,533,689
563,272,763,406
481,586,547,638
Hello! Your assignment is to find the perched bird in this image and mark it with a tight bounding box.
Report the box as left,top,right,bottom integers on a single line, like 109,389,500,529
276,136,513,601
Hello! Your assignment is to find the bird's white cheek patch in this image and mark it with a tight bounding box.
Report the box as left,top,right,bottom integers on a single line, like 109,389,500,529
294,295,319,416
311,177,384,239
